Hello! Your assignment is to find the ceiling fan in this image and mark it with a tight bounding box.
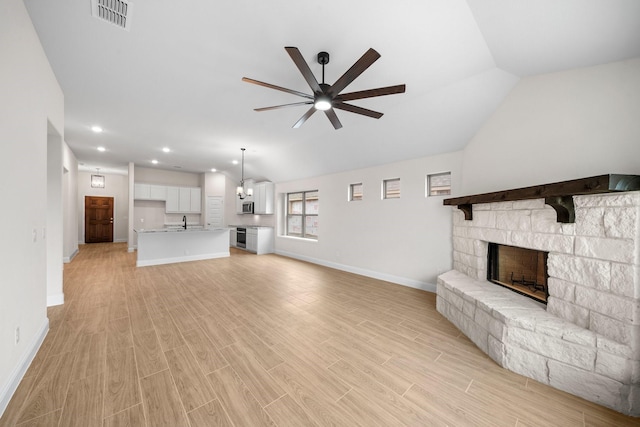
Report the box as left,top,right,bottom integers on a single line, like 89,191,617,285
242,47,406,130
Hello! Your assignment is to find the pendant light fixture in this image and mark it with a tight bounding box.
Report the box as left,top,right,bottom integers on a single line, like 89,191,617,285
236,148,253,199
91,167,105,188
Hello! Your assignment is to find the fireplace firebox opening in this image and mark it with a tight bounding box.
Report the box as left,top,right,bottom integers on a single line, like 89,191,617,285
487,243,549,304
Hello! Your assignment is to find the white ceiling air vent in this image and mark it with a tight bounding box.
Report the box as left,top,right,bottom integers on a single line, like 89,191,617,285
91,0,134,31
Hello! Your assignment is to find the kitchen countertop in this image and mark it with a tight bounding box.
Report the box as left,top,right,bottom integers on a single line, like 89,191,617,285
135,227,229,233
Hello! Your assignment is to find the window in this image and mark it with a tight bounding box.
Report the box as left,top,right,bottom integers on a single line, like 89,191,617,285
349,183,363,201
286,191,318,239
427,172,451,196
383,178,400,199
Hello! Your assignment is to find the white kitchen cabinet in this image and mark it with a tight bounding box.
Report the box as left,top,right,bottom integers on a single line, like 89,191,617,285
149,185,167,200
257,227,274,254
135,183,167,201
241,227,274,254
190,187,201,213
166,187,180,212
165,186,200,213
179,187,191,211
134,183,150,200
246,228,258,252
253,181,274,215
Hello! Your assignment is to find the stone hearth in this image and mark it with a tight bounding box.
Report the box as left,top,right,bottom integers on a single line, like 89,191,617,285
437,188,640,416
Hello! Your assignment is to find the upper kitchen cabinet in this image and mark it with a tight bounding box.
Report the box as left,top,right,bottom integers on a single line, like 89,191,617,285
190,187,201,212
166,187,180,212
134,183,167,201
150,185,167,200
254,181,274,215
166,186,201,213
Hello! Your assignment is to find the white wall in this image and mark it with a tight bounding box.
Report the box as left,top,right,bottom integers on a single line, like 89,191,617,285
135,166,201,187
275,151,463,290
0,0,64,415
204,172,226,197
127,163,135,251
62,142,78,262
77,172,129,243
46,128,63,306
461,58,640,195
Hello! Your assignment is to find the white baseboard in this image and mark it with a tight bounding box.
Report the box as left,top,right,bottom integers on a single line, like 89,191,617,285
275,250,437,293
47,293,64,307
114,238,127,243
136,251,230,267
0,318,49,418
63,248,79,263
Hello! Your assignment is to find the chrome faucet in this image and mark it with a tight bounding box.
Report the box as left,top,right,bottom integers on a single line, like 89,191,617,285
182,215,187,230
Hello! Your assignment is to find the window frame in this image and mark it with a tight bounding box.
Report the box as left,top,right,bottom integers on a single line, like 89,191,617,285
427,172,452,197
349,183,363,201
382,178,401,200
286,190,318,240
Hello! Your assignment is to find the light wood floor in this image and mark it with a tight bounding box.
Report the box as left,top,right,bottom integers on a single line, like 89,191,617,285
1,243,637,427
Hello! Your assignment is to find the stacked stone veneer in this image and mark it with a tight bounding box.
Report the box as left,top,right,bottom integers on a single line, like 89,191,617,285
436,191,640,416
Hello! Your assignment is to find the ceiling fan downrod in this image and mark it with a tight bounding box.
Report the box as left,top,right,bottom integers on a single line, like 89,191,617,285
317,51,329,85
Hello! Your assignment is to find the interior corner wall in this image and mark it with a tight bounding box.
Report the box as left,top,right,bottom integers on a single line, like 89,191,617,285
0,0,64,416
77,172,129,244
274,151,463,291
127,163,135,252
62,141,78,262
460,58,640,195
46,129,64,307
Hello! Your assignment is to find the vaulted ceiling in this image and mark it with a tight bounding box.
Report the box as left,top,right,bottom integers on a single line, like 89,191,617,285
24,0,640,183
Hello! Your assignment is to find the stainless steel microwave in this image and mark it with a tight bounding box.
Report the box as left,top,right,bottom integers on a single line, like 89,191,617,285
242,202,254,214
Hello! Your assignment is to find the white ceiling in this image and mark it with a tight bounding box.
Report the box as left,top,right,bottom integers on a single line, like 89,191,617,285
24,0,640,183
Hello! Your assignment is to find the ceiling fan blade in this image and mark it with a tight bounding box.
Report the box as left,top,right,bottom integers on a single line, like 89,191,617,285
285,47,322,94
337,84,406,102
242,77,313,99
333,102,384,119
329,48,381,97
293,106,317,128
324,109,343,130
254,101,313,112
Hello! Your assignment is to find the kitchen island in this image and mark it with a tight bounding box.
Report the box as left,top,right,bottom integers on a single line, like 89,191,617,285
135,227,230,267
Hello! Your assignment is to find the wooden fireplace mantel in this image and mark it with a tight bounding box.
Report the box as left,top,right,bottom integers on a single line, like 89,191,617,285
443,174,640,223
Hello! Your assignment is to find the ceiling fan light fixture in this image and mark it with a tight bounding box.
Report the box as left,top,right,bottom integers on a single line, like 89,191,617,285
243,47,405,129
314,95,332,111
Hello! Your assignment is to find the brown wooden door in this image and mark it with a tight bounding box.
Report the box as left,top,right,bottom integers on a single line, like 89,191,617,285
85,196,114,243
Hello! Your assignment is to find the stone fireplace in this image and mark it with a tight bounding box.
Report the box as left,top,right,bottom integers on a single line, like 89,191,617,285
437,175,640,416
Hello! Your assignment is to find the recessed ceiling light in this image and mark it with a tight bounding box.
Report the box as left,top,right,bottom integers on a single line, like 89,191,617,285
97,146,106,152
162,147,170,153
91,126,103,133
151,159,158,164
232,160,239,165
210,168,217,172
